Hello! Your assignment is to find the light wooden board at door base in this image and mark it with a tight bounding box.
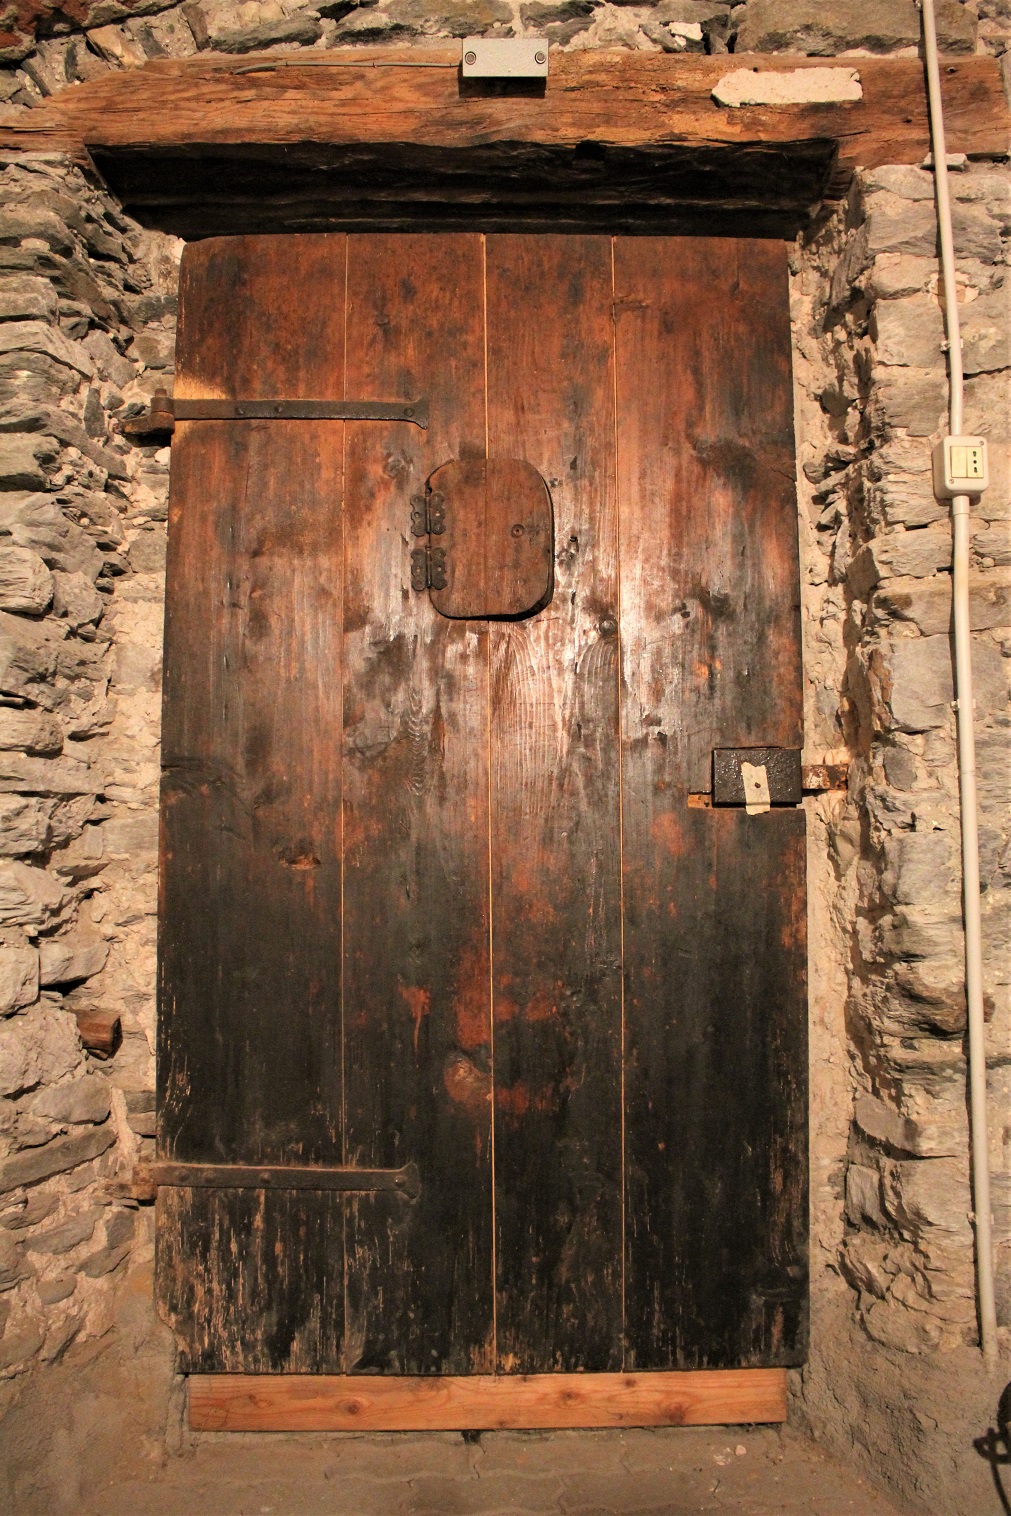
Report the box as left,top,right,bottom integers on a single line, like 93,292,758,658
188,1370,787,1431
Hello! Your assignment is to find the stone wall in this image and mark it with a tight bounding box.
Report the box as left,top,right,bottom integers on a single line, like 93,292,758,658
0,4,1008,1514
0,147,179,1379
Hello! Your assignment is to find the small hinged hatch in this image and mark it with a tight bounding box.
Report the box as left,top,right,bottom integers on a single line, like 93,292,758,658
411,458,553,620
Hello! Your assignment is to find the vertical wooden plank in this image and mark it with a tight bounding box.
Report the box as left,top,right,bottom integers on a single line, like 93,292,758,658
341,234,494,1374
485,235,623,1373
157,235,347,1369
616,237,808,1369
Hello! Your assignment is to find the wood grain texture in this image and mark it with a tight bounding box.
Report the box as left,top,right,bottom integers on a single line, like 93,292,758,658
1,51,1005,236
2,49,1002,163
613,238,802,796
427,458,553,621
340,234,494,1375
486,236,623,1373
157,234,347,1369
615,238,808,1370
189,1367,788,1430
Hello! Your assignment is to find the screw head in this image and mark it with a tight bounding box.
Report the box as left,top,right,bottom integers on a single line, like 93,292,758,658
511,523,525,538
464,50,477,66
534,50,546,65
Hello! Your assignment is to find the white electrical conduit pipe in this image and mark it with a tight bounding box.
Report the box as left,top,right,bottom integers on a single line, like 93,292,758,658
919,0,998,1365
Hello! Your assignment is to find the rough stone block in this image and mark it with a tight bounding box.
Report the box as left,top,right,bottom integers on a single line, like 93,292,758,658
883,1158,972,1239
2,495,105,582
0,709,61,757
0,999,82,1099
86,23,148,66
884,632,1007,731
0,1123,113,1194
0,796,53,857
38,935,109,988
0,609,57,698
81,330,135,389
0,751,96,798
0,321,93,380
0,277,58,324
849,527,953,596
0,1319,44,1370
975,525,1011,566
24,1207,100,1254
846,1162,885,1227
0,861,68,929
0,544,52,614
185,0,323,52
81,1231,133,1277
334,0,512,40
0,944,38,1015
976,729,1011,813
874,568,1011,636
126,530,167,574
735,0,974,53
0,209,75,256
856,1090,969,1159
865,193,1003,263
865,253,935,303
36,1275,75,1305
883,828,956,907
965,372,1011,445
0,434,58,493
51,570,104,629
873,368,947,438
864,165,935,202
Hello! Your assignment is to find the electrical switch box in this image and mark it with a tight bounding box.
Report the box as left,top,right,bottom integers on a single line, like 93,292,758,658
933,435,989,498
460,38,549,78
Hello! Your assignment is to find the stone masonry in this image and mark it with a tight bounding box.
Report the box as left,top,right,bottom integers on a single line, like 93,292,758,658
0,4,1007,1515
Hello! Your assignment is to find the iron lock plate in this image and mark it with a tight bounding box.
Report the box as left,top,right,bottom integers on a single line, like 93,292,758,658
712,748,803,807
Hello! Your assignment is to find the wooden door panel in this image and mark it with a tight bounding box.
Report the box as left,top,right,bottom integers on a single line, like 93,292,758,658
341,234,495,1374
485,235,623,1373
158,230,809,1384
157,235,347,1369
615,237,808,1369
622,808,808,1368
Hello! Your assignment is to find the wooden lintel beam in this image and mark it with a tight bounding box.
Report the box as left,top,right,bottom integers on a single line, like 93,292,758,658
188,1368,789,1431
0,50,1005,168
1,50,1005,237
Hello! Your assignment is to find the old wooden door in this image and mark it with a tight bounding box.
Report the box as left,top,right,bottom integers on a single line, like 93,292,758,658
157,233,807,1384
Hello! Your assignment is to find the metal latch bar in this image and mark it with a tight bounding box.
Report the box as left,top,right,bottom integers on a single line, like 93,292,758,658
133,1159,421,1201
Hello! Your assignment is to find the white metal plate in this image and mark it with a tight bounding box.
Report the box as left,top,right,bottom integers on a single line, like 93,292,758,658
460,38,549,78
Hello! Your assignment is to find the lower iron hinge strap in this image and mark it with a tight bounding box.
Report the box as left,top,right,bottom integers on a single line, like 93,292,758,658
133,1159,421,1202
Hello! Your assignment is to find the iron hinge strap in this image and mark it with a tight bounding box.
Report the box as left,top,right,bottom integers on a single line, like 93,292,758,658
123,395,428,438
133,1159,421,1202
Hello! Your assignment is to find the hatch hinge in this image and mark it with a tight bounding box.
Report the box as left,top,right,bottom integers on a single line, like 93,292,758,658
410,488,448,591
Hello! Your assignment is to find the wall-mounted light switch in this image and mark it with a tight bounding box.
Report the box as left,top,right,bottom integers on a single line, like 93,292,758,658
932,435,989,498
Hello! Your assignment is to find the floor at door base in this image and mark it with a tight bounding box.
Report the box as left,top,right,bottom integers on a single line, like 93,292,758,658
188,1369,787,1431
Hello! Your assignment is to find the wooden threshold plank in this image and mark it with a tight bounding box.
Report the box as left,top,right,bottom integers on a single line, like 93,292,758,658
188,1369,788,1431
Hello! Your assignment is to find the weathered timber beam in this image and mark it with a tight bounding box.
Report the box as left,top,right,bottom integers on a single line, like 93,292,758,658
0,50,1005,237
0,49,1005,164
